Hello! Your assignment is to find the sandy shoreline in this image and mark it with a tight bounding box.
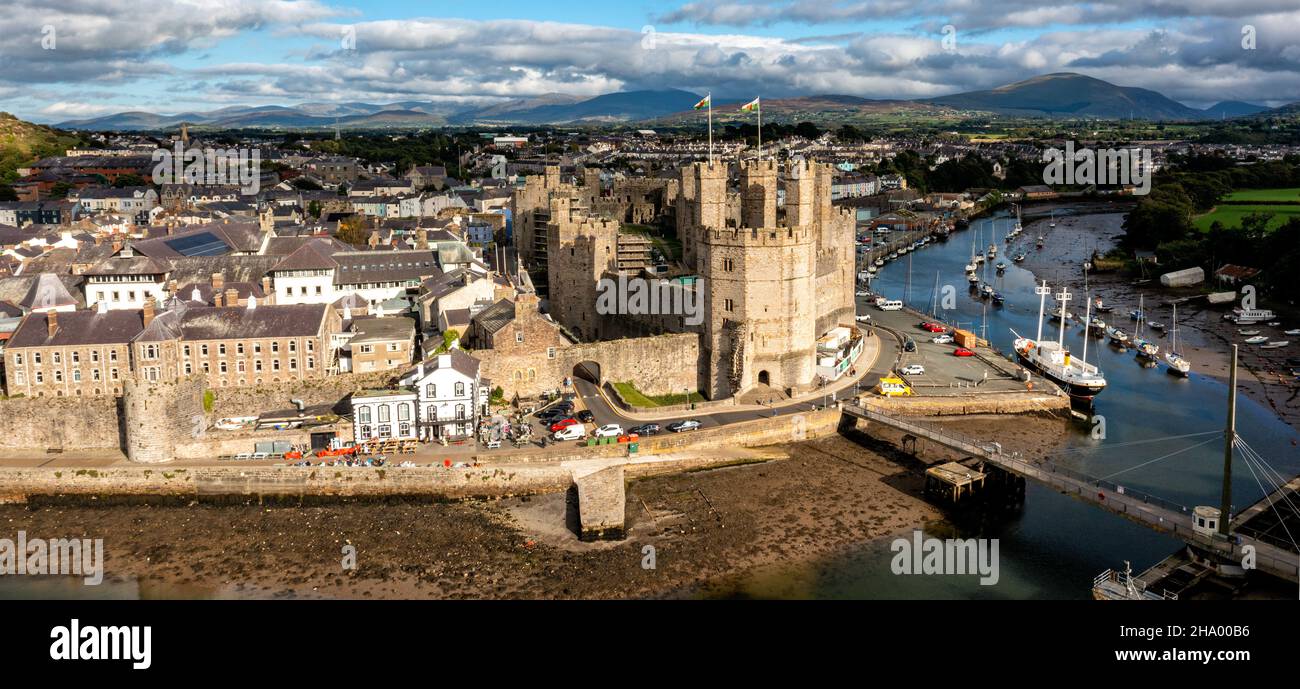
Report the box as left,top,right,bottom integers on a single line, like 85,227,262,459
0,415,1068,599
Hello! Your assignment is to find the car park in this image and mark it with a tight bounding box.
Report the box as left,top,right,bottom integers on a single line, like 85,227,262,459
667,419,701,433
594,424,624,438
900,364,925,376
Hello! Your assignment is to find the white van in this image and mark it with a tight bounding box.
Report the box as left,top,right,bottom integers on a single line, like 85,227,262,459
553,424,587,442
877,300,903,311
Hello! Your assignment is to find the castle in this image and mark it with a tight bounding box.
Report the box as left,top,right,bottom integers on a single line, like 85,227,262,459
512,159,855,401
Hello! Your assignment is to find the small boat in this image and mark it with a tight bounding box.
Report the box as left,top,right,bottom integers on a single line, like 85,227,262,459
1134,337,1159,359
987,243,997,257
875,258,885,267
1286,329,1300,336
981,284,994,299
1245,335,1268,345
1107,327,1129,345
1049,211,1057,228
1036,236,1045,248
1268,322,1281,327
1239,329,1260,336
967,274,981,284
1050,311,1074,323
1087,317,1107,332
1148,322,1166,332
992,292,1005,305
856,290,871,297
867,265,877,273
1013,253,1026,263
857,270,872,281
1262,341,1290,349
1129,310,1143,321
996,262,1007,272
964,262,977,273
1165,304,1191,376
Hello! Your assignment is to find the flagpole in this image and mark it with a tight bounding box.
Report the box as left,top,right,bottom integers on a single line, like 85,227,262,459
708,93,713,165
757,100,762,160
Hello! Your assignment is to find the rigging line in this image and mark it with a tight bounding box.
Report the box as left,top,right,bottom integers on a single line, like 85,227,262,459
1238,445,1300,553
1047,430,1221,455
1235,439,1300,522
1097,436,1221,481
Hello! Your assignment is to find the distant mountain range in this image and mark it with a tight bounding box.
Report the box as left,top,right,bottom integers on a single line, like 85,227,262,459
52,73,1289,131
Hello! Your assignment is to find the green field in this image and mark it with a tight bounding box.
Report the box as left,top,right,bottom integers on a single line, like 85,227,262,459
1194,204,1300,231
1222,188,1300,203
612,381,703,408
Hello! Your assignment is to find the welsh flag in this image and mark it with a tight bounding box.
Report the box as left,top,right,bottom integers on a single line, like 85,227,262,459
740,97,760,113
693,94,711,110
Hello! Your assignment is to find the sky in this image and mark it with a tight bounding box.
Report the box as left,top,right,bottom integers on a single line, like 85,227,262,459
2,0,1298,123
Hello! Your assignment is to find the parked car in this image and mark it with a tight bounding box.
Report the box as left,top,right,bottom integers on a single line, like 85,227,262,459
552,424,586,441
953,347,975,357
548,417,580,432
667,419,701,433
594,424,624,438
903,339,917,352
576,409,595,423
931,334,954,344
900,364,925,376
919,322,946,333
629,423,661,436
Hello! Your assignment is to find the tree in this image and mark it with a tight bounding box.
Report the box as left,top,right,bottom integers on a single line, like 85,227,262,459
111,173,147,188
307,200,322,219
0,185,15,202
335,215,370,245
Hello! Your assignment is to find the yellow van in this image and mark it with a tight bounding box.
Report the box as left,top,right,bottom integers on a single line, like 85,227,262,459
876,376,914,397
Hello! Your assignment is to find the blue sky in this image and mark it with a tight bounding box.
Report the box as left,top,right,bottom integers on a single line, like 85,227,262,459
2,0,1297,123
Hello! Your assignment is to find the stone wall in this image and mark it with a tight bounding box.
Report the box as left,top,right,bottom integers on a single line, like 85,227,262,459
123,377,206,464
476,332,702,400
206,370,395,417
0,394,121,451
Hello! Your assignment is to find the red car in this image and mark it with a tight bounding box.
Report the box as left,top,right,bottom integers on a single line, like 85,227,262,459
919,322,946,333
548,417,580,432
953,347,975,357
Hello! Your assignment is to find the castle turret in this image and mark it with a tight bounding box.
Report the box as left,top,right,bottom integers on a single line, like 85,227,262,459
739,160,777,229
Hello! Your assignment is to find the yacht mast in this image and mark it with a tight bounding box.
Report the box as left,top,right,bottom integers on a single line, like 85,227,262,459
1082,293,1091,366
1035,280,1049,342
1056,286,1072,347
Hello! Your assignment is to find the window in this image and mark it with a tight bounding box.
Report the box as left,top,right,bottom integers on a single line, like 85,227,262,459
387,343,401,352
110,368,118,381
357,406,371,423
272,360,280,372
237,361,245,373
90,350,99,363
307,357,314,370
34,371,42,384
14,371,23,385
547,347,556,359
288,358,297,371
219,362,228,374
237,343,245,355
359,344,373,354
54,370,63,383
455,382,465,397
142,344,158,360
254,360,263,373
723,258,734,271
71,351,80,364
202,362,210,373
109,350,117,363
455,404,466,420
399,422,411,436
398,404,411,422
33,352,41,365
724,298,734,312
307,340,314,353
52,352,61,365
219,344,226,356
425,383,435,398
271,342,279,354
254,343,262,354
72,370,81,383
516,332,524,343
378,405,390,423
12,354,21,366
92,369,101,381
201,344,209,356
288,340,297,353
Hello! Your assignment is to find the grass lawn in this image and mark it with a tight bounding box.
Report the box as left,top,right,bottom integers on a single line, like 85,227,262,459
1193,204,1300,232
620,224,682,262
1222,188,1300,203
613,382,703,407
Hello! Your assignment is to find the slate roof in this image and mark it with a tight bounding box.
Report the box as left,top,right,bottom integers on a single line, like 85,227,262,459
9,310,144,348
20,273,79,311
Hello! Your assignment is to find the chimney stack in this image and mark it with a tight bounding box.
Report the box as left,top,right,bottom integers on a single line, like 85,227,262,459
142,298,156,327
225,288,238,307
46,311,58,338
211,272,224,292
213,291,224,308
261,276,273,302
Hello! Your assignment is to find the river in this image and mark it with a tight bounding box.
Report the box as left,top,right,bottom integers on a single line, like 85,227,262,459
703,207,1300,599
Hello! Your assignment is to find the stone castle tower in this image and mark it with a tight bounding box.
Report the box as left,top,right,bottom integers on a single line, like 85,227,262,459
681,159,855,400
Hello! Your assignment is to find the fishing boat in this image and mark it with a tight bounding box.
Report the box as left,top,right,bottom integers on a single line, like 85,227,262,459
1093,297,1114,313
1239,329,1260,336
1286,329,1300,336
1164,304,1191,377
1262,341,1290,349
1013,281,1107,399
1013,252,1026,263
1086,317,1107,334
1245,335,1268,345
1092,562,1176,601
1107,327,1129,346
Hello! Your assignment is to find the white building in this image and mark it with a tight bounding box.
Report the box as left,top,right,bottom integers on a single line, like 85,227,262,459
83,244,169,311
351,389,418,441
396,350,490,440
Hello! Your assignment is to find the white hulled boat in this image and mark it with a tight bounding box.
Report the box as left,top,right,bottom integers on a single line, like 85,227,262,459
1164,304,1191,376
1013,281,1107,399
